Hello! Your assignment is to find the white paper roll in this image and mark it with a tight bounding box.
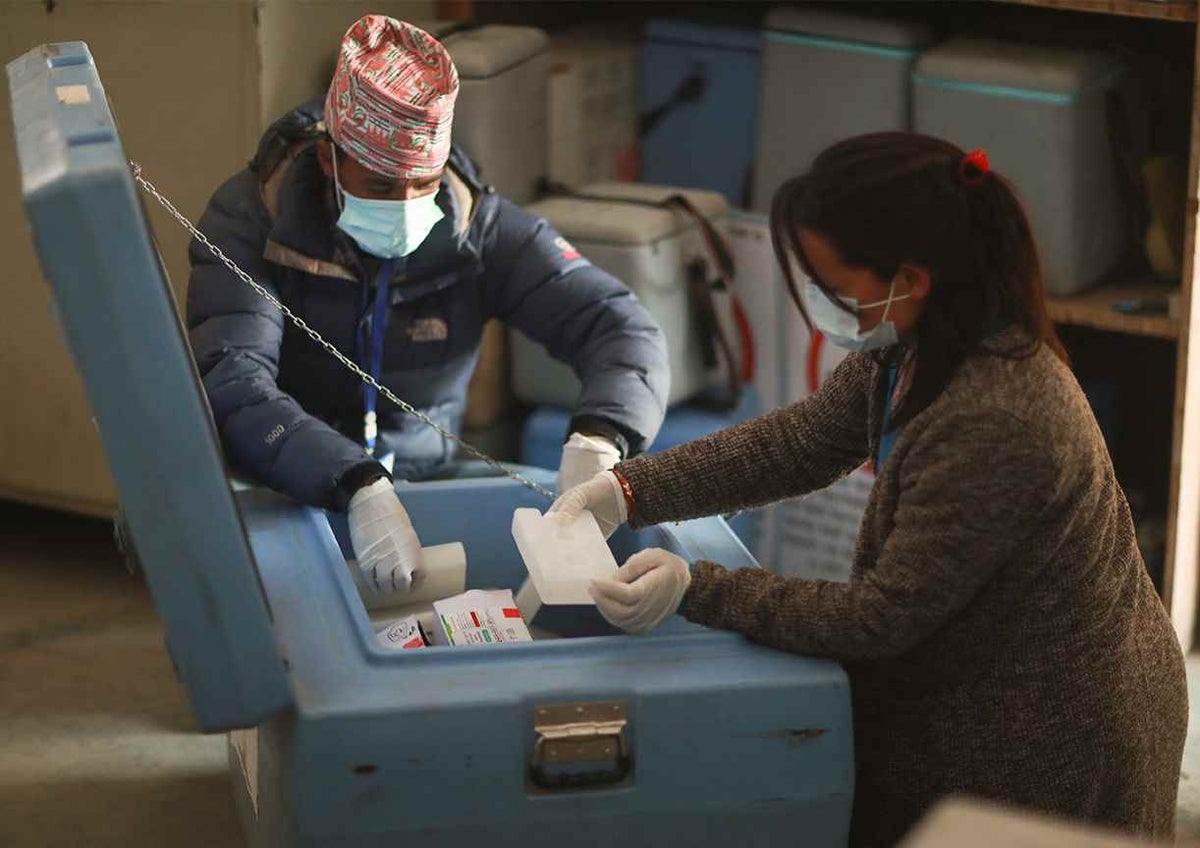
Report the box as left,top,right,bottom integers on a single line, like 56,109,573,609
348,542,467,613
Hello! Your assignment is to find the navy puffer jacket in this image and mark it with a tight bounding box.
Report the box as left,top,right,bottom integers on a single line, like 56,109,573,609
187,101,668,510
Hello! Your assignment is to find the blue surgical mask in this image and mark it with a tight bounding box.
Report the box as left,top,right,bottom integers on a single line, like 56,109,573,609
804,277,910,353
332,153,444,259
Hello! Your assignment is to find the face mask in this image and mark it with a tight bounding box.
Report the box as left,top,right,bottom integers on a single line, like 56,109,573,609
804,277,910,353
332,152,444,259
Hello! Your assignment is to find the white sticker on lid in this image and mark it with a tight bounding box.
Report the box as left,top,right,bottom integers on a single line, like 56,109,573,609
55,84,91,105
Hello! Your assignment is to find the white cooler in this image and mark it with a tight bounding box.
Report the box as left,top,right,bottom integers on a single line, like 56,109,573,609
432,24,550,433
438,24,549,205
511,183,729,409
913,38,1129,295
753,7,934,212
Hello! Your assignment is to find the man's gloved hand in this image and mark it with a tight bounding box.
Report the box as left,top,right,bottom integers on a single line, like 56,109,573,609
548,470,627,539
589,548,691,634
557,432,622,495
348,478,425,593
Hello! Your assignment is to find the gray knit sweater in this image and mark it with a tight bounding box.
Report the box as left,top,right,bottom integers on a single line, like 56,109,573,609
617,332,1187,846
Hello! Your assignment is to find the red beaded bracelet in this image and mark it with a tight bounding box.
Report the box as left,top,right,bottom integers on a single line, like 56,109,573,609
611,467,636,518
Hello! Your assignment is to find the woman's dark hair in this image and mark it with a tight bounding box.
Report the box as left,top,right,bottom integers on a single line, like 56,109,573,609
770,131,1067,428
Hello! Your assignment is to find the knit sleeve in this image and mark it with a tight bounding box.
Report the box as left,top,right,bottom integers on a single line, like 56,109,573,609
681,406,1058,661
614,353,875,526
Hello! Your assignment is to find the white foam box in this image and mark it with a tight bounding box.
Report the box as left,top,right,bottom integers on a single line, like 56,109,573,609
547,24,639,187
511,182,729,409
913,37,1130,294
437,23,550,205
753,7,934,212
432,589,532,646
512,509,618,605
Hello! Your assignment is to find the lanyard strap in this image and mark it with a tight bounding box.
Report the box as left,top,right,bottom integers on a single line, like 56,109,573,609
362,258,397,454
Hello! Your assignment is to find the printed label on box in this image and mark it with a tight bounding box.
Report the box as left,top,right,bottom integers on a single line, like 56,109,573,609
433,589,532,646
375,615,427,650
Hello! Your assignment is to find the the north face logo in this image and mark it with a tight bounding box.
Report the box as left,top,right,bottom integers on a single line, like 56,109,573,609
407,317,449,343
554,236,582,262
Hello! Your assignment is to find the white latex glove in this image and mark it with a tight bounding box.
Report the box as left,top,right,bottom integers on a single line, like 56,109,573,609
557,432,621,495
348,478,425,593
548,470,627,539
588,548,691,634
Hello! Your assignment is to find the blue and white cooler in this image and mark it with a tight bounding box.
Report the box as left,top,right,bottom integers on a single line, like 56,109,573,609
913,37,1130,294
752,7,934,211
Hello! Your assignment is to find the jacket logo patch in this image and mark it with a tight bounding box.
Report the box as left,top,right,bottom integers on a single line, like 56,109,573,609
407,317,449,343
555,236,582,262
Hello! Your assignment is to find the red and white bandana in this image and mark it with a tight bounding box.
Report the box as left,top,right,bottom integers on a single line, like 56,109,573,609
325,16,459,180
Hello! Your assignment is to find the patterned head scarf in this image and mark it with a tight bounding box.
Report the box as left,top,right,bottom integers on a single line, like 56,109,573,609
325,16,459,179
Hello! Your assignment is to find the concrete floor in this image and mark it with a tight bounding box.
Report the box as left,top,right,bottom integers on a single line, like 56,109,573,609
0,500,240,846
3,499,1200,846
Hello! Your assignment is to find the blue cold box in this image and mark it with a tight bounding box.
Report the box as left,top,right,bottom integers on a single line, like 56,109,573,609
9,41,853,847
639,20,762,207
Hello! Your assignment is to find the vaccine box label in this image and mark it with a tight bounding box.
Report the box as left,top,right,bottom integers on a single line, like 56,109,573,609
433,589,532,646
375,615,427,650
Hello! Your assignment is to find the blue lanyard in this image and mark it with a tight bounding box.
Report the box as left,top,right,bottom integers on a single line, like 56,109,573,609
361,258,397,455
876,363,899,469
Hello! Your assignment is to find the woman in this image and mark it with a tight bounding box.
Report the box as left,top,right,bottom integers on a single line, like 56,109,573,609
551,133,1188,845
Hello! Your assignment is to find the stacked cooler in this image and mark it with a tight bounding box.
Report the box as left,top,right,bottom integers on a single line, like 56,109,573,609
912,37,1130,293
753,8,933,212
639,20,762,206
436,24,551,457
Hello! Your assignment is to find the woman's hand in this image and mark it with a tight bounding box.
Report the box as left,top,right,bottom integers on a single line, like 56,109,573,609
547,470,627,539
589,548,691,634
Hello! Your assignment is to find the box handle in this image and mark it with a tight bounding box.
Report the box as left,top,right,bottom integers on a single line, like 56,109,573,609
529,701,630,791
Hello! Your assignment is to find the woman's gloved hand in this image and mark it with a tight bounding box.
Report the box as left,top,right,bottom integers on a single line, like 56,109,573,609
589,548,691,634
557,432,621,495
548,470,627,539
348,478,425,593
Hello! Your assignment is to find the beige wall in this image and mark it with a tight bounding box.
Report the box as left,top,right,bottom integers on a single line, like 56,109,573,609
258,0,435,128
0,1,437,516
1,2,260,515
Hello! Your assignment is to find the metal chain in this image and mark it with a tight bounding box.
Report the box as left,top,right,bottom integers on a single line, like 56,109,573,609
130,161,555,501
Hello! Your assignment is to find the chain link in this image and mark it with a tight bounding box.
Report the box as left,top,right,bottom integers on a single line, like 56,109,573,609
131,161,555,501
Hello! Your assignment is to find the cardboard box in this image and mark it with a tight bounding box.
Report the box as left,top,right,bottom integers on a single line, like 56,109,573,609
375,615,428,650
432,589,532,646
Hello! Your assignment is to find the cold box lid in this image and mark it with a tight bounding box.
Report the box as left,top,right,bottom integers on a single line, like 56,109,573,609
7,42,292,731
528,182,729,247
764,7,935,52
915,37,1121,99
424,23,549,80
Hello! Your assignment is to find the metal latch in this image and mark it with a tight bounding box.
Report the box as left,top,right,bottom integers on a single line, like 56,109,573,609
529,701,631,791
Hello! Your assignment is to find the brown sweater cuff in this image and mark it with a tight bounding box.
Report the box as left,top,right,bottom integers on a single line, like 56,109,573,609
681,560,729,627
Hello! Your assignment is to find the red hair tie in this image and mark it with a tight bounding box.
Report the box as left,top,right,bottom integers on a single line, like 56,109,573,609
958,149,990,186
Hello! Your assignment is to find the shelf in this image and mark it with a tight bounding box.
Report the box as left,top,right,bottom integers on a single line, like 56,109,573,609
992,0,1197,21
1046,280,1181,339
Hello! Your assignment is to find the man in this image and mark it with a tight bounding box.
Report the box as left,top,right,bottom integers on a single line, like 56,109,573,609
187,16,668,595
